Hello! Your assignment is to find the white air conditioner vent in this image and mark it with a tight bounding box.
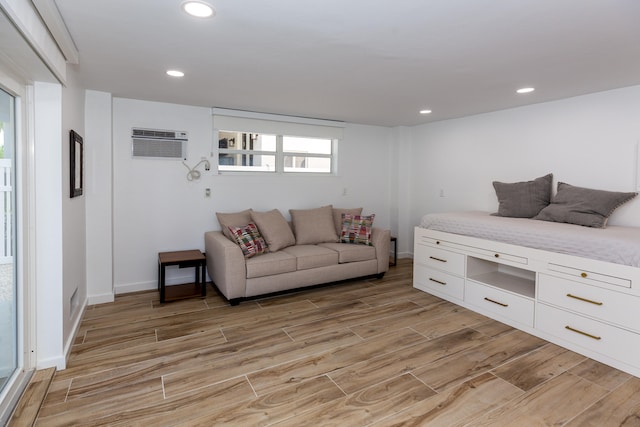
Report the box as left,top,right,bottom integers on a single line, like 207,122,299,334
131,128,188,159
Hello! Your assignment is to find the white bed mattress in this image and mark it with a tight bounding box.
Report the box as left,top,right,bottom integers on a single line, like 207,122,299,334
420,211,640,268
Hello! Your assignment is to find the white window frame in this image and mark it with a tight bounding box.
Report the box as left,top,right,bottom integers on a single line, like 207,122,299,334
212,108,343,175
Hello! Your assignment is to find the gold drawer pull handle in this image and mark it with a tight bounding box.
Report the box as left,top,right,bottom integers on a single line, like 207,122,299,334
494,253,500,258
429,256,447,263
566,293,603,306
581,272,588,278
484,297,508,307
565,326,601,341
429,278,446,286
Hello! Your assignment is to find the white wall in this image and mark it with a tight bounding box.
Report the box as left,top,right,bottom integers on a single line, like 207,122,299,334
33,81,64,369
404,85,640,252
111,98,393,294
60,66,86,355
85,90,113,304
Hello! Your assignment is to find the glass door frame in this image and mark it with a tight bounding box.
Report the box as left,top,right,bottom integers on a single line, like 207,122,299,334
0,77,35,423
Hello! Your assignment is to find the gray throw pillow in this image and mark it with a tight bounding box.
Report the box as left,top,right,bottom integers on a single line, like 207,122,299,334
492,173,552,218
534,182,637,228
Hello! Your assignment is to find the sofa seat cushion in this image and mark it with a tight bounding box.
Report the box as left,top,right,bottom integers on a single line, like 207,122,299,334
282,245,339,271
246,251,296,279
318,242,376,263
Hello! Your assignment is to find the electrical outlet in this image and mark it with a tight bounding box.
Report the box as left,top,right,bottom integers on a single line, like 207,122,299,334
342,187,348,196
439,189,445,197
205,188,211,197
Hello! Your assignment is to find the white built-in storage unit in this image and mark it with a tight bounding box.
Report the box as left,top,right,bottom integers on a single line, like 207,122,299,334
413,226,640,378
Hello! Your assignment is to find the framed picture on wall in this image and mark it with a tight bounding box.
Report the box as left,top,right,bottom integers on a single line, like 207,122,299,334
70,130,83,198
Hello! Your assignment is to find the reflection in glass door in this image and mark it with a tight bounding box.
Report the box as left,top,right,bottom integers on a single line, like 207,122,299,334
0,88,16,395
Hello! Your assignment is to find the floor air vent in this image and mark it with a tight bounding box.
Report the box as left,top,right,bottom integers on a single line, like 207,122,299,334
131,128,188,159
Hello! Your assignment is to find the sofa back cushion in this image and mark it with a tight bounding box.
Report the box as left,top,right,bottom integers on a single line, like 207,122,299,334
290,205,338,245
251,209,296,252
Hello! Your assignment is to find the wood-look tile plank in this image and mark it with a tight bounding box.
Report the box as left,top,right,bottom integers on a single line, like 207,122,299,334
569,358,632,390
471,318,516,337
221,300,371,342
370,372,523,427
8,368,55,427
52,329,291,400
410,306,489,339
491,342,587,391
283,300,422,341
348,301,450,340
162,329,362,397
69,331,158,363
36,376,255,427
182,376,345,426
330,328,491,395
248,328,426,396
273,373,436,427
565,377,640,426
155,299,318,341
413,329,547,391
469,372,609,426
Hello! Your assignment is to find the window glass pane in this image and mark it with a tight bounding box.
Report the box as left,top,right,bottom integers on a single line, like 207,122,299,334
219,131,276,152
284,156,331,173
283,136,332,155
0,88,16,395
219,154,276,172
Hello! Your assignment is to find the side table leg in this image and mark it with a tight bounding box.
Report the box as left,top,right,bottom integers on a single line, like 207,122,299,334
200,263,206,297
160,263,166,303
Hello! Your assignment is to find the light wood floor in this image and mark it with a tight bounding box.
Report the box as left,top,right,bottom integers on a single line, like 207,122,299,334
31,259,640,426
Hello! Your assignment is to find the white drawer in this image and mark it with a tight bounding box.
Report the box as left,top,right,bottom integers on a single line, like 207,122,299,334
536,303,640,371
413,264,464,301
414,244,465,276
548,263,631,289
538,274,639,332
465,280,534,327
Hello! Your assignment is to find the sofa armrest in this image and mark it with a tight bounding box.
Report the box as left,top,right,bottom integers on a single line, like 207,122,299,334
204,231,247,301
371,227,391,273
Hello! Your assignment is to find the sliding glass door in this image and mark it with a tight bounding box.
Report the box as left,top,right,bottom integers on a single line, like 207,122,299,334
0,88,16,396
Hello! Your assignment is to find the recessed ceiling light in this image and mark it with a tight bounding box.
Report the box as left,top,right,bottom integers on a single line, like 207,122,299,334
516,87,535,94
166,70,185,77
182,1,215,18
419,109,432,115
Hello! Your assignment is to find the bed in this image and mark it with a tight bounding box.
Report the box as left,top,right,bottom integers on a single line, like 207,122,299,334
420,211,640,268
413,211,640,378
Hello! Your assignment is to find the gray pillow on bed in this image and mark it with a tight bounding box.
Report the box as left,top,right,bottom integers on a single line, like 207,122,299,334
492,173,552,218
534,182,637,228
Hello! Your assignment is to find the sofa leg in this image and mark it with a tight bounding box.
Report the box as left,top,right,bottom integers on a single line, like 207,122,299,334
229,298,241,306
376,272,385,279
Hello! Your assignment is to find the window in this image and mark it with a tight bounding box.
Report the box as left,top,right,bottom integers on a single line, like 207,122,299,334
213,109,343,174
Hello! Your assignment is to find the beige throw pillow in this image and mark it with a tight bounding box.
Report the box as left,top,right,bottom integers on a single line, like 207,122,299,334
290,205,338,245
250,209,296,252
216,209,253,240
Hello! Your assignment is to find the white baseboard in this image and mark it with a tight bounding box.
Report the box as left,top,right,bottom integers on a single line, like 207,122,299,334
115,273,203,295
87,292,115,305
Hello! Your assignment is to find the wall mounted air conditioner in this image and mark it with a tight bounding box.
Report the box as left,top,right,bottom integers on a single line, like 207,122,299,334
131,128,188,159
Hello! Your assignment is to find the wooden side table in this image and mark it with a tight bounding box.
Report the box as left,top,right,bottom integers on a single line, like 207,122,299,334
158,250,206,303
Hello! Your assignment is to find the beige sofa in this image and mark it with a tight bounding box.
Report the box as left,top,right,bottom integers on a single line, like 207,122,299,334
205,206,390,305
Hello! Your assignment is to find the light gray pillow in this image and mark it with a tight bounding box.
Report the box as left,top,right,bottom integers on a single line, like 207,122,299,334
534,182,637,228
250,209,296,251
492,173,552,218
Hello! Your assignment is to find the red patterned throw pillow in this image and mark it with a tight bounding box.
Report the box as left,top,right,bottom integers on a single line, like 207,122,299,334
340,213,375,245
228,223,269,258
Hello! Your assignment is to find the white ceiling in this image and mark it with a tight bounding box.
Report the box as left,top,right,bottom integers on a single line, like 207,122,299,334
53,0,640,126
